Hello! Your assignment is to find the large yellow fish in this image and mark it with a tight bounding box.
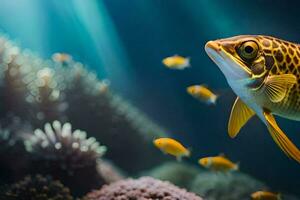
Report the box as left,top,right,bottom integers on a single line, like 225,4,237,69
205,35,300,163
162,55,190,70
251,191,281,200
153,138,190,161
187,85,218,105
198,154,239,172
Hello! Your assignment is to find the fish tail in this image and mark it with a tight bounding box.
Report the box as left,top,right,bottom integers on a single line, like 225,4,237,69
186,57,191,67
234,162,240,171
264,112,300,163
211,94,218,105
278,193,282,200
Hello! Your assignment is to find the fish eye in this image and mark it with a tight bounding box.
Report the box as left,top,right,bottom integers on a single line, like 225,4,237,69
237,41,259,62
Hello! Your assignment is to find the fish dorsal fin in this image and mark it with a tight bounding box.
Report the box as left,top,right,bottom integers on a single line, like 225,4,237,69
228,97,255,138
262,74,296,103
263,110,300,163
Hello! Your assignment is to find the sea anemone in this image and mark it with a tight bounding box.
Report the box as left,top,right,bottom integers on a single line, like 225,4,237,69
83,176,203,200
3,174,73,200
190,172,268,200
24,121,107,196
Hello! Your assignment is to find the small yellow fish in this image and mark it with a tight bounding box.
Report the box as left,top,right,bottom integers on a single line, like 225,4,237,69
251,191,281,200
198,154,239,172
52,53,72,63
187,85,218,105
153,138,190,161
162,55,190,70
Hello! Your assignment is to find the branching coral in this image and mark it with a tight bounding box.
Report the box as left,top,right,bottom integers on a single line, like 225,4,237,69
83,176,203,200
24,121,107,196
190,172,268,200
3,174,73,200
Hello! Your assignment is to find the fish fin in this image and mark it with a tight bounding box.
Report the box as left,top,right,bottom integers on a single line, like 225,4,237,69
186,57,191,67
234,162,240,171
186,148,192,157
277,193,282,200
263,74,297,103
210,94,218,105
263,110,300,163
228,97,255,138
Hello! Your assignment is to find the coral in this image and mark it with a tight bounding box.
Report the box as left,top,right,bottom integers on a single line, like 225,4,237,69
3,174,73,200
83,176,203,200
0,34,169,174
190,172,268,200
0,35,67,126
24,121,107,196
143,161,202,189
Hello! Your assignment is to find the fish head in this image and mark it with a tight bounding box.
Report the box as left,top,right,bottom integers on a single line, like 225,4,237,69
187,85,199,95
153,138,165,149
198,157,211,168
205,35,279,89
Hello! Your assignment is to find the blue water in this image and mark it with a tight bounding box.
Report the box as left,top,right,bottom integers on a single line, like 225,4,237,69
0,0,300,195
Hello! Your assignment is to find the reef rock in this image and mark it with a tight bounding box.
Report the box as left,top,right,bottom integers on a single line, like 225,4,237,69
143,161,202,189
2,174,74,200
190,172,267,200
84,176,203,200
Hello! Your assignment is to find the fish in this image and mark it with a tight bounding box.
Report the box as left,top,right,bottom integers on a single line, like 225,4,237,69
153,137,190,161
205,35,300,164
198,154,239,172
52,53,72,63
162,55,190,70
187,85,218,105
251,191,281,200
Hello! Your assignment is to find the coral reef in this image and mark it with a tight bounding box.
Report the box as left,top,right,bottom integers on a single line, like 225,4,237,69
190,172,267,200
2,174,73,200
143,161,202,189
0,35,168,174
24,121,108,196
83,176,203,200
0,36,66,126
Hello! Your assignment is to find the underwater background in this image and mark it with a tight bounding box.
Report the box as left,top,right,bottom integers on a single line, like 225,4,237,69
0,0,300,199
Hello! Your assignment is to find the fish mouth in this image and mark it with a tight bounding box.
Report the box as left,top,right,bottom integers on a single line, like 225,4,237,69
205,41,251,80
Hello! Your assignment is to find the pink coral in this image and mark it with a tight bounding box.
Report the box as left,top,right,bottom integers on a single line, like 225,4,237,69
84,177,203,200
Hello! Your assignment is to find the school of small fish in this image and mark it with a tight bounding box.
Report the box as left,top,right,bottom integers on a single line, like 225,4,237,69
156,36,300,198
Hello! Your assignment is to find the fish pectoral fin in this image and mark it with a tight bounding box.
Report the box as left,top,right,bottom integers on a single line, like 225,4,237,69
228,97,255,138
263,110,300,163
263,74,297,103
